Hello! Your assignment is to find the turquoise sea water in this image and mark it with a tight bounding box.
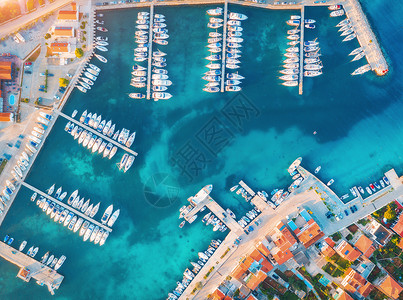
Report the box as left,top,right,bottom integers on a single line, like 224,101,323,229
1,1,403,299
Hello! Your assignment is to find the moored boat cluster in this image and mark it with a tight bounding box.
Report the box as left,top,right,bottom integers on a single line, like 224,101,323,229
77,64,102,94
167,239,222,300
130,11,172,101
3,235,67,270
31,184,120,246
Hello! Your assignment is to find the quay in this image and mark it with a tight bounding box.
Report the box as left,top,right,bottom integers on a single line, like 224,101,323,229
20,182,112,233
146,2,155,100
55,110,138,157
298,6,305,95
238,180,255,197
205,199,244,236
0,241,63,295
220,0,228,93
342,0,388,75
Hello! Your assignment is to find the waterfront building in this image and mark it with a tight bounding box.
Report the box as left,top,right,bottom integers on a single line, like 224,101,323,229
288,209,324,248
54,26,75,38
341,267,373,298
320,238,336,257
365,219,393,246
57,2,79,22
391,213,403,237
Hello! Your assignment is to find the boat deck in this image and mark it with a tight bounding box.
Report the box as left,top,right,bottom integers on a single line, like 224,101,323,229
342,0,388,75
146,2,155,100
0,241,64,295
298,6,305,95
205,199,244,236
20,182,112,233
220,0,228,93
55,110,138,157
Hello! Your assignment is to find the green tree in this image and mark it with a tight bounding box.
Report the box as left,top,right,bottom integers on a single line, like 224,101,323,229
59,78,69,88
75,48,84,58
44,33,51,39
384,208,396,221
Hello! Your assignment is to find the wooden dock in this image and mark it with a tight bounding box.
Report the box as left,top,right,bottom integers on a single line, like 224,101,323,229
146,2,155,100
250,195,268,212
342,0,388,75
205,200,244,236
298,6,305,95
220,0,228,93
55,110,138,157
0,241,64,295
21,182,112,233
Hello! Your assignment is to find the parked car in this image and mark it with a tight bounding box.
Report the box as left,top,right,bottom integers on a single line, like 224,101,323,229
24,62,32,66
40,85,45,88
48,73,54,77
350,207,355,213
54,95,60,100
38,88,44,92
338,213,343,219
352,205,358,212
24,71,32,74
344,209,349,216
39,72,46,76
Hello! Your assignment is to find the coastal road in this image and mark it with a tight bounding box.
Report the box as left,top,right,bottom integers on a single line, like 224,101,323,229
0,0,73,39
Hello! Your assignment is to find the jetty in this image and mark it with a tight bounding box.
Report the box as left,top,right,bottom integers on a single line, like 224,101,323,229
146,1,155,100
55,110,138,157
298,6,305,95
220,0,228,93
0,241,63,295
342,0,388,75
238,180,255,197
20,182,112,233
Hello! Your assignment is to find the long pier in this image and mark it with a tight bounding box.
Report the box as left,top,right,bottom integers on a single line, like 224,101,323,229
146,2,155,100
342,0,388,75
238,180,255,197
55,110,138,157
20,182,112,233
298,6,305,95
0,241,64,295
205,200,244,236
220,0,228,93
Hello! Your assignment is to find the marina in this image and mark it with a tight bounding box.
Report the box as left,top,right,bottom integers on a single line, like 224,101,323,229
298,7,305,95
20,182,113,233
55,110,138,157
0,241,63,295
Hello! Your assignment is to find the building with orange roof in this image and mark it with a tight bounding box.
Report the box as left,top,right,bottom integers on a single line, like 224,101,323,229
293,217,325,248
58,10,79,21
245,270,267,290
211,288,225,300
255,241,271,257
335,240,361,262
391,213,403,237
325,237,336,248
276,221,298,249
71,2,77,10
0,113,12,122
269,246,293,265
377,274,403,299
249,249,273,273
335,291,354,300
0,61,12,80
367,219,392,246
247,294,258,300
50,42,71,55
54,26,75,37
358,282,374,298
320,241,336,257
341,268,367,295
354,235,376,258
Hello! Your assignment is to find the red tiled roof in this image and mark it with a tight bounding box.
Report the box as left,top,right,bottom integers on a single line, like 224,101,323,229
246,270,267,290
231,265,245,281
296,220,325,248
54,27,74,37
247,295,258,300
321,243,336,257
325,237,336,248
58,10,78,20
337,291,354,300
50,42,70,53
341,268,367,294
354,235,375,258
250,249,264,262
358,282,374,298
0,112,12,122
256,242,271,257
211,289,225,300
71,2,77,10
378,275,403,299
271,248,293,265
392,214,403,237
336,241,361,262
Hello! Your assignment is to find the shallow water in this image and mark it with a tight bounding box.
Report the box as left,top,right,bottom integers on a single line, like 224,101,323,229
1,2,403,299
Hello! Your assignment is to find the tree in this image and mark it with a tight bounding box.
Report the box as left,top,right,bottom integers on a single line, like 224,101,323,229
59,78,69,88
194,282,202,291
75,48,84,58
26,0,34,11
44,33,51,39
384,208,396,221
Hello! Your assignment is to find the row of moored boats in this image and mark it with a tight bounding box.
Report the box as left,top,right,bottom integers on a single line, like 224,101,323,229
31,184,119,245
77,63,102,93
167,239,222,300
202,8,247,93
130,12,172,101
331,9,371,76
3,235,66,270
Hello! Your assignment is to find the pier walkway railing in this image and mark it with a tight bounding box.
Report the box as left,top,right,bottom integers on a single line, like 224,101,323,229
298,6,305,95
0,241,64,295
55,110,139,157
220,0,228,93
21,182,113,233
